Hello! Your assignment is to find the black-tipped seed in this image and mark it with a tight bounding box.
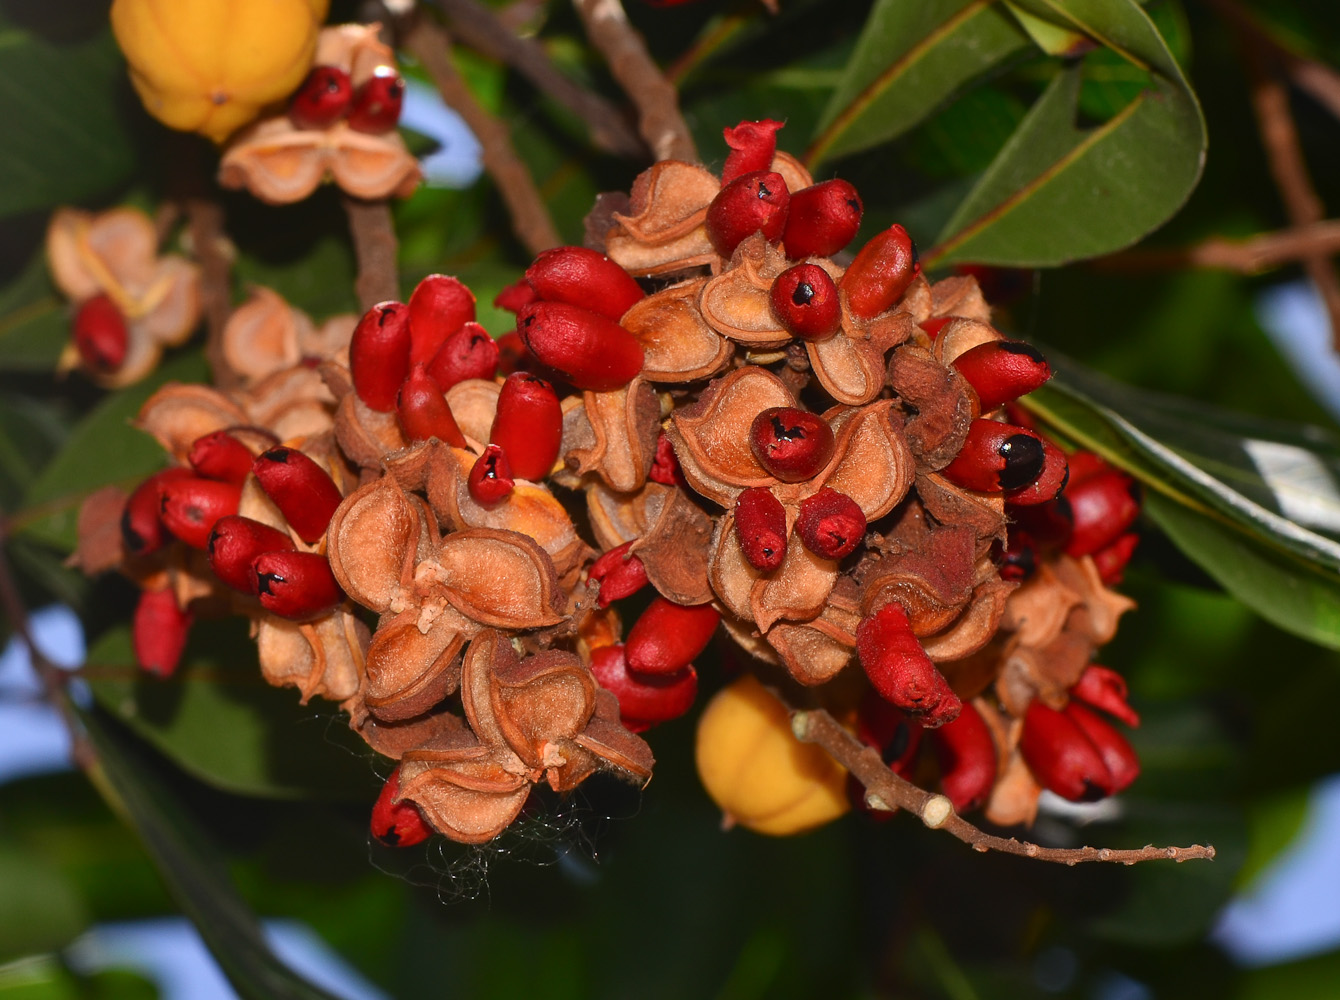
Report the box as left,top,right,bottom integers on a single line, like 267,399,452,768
997,434,1045,491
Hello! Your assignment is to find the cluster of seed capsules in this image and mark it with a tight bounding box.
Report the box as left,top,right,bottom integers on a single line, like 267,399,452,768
96,118,1146,845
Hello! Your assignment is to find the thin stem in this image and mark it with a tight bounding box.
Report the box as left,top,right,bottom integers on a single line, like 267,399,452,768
1099,219,1340,273
341,196,401,311
185,195,236,390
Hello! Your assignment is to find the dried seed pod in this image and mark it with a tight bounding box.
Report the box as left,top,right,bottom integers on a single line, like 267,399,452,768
207,515,296,593
188,430,263,484
468,444,514,507
770,263,841,341
407,274,476,366
952,341,1052,412
749,406,835,483
625,598,720,676
133,587,192,678
928,700,996,811
252,447,345,543
425,321,499,390
371,766,431,847
942,420,1046,493
525,246,645,321
289,65,353,130
1004,438,1068,505
705,170,790,257
73,294,128,374
490,373,562,480
840,224,918,319
254,550,343,620
159,476,243,550
588,541,649,607
721,119,784,185
397,364,467,447
734,487,788,572
856,603,961,727
1020,700,1115,802
348,70,405,134
796,487,866,559
1065,701,1139,793
1071,664,1141,727
122,467,194,556
782,178,863,260
516,301,644,391
350,301,412,412
590,643,697,728
1066,470,1141,557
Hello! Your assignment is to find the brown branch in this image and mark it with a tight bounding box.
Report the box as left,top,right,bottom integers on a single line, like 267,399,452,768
426,0,647,159
184,196,236,390
571,0,697,162
786,702,1216,867
341,196,401,311
1100,219,1340,274
404,15,561,256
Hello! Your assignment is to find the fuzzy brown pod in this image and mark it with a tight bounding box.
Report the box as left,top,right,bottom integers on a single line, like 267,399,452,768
885,344,974,470
928,275,992,326
604,161,720,276
919,570,1015,664
627,487,714,606
334,387,408,470
135,384,251,464
222,286,355,384
254,605,369,708
619,279,733,382
564,378,661,494
976,701,1040,827
444,379,501,450
860,524,980,635
807,308,913,406
69,485,130,576
931,317,1003,368
915,472,1007,560
241,364,341,441
699,235,791,349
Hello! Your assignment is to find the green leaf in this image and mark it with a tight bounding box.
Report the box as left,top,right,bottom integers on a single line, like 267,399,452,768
1003,0,1091,56
77,704,346,1000
808,0,1030,166
0,251,64,372
0,959,156,1000
84,620,376,801
0,845,88,963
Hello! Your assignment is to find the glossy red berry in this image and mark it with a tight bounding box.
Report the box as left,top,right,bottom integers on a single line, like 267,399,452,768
490,374,562,481
734,487,788,572
468,444,514,507
625,598,720,676
133,587,192,678
749,407,834,483
188,430,266,485
1019,700,1115,802
590,643,697,729
253,550,343,620
1064,701,1139,793
72,294,128,374
856,603,960,727
494,278,539,315
158,477,242,550
121,468,194,556
206,515,296,594
347,70,404,134
796,487,866,560
588,542,650,607
425,321,499,390
494,331,532,376
705,170,790,257
371,767,431,847
1072,665,1141,727
289,65,353,130
856,694,923,778
397,364,467,447
928,700,997,812
407,274,476,366
952,341,1052,413
942,420,1046,493
350,301,412,412
840,224,918,319
516,301,644,391
1092,532,1139,585
1004,438,1068,506
782,179,863,260
720,119,784,185
251,448,344,544
770,263,841,341
525,246,645,322
1065,470,1141,558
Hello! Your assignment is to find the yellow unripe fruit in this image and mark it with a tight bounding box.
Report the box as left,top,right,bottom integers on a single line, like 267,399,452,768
111,0,330,144
695,675,849,836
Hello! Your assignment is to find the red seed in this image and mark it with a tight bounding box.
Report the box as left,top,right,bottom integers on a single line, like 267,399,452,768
1065,470,1141,558
1092,532,1139,585
407,274,477,366
289,65,352,130
782,178,863,260
425,321,498,390
159,477,242,550
733,487,788,572
495,330,532,376
350,301,412,412
490,373,562,480
371,767,431,847
1072,665,1141,727
856,603,961,727
188,430,262,484
1004,438,1068,506
648,431,684,486
252,447,344,544
720,118,785,185
625,598,720,676
347,70,404,133
1006,496,1074,550
253,550,343,620
588,542,649,607
590,643,697,726
1066,450,1110,487
525,246,645,322
942,419,1046,493
1064,701,1139,793
796,487,865,559
855,692,922,778
468,444,514,507
494,278,539,315
928,701,997,812
919,316,953,338
132,587,192,678
122,468,194,556
1019,700,1114,802
997,531,1037,582
770,263,841,341
705,170,790,258
72,294,128,374
516,301,644,391
398,364,467,447
952,340,1052,412
749,407,834,483
840,224,918,319
207,515,296,593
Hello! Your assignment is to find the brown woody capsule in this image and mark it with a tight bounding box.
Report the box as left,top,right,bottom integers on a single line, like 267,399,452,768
407,274,477,366
122,468,194,555
252,448,344,544
856,603,961,727
188,430,263,484
796,487,865,559
525,246,645,322
705,170,790,258
516,301,644,392
733,487,788,572
72,293,128,374
253,550,343,620
133,587,192,678
159,477,242,550
1072,665,1141,727
468,444,514,507
397,364,467,447
952,341,1052,412
350,301,412,412
588,541,650,607
770,263,841,341
720,118,784,184
942,420,1046,493
782,178,863,260
1020,700,1115,802
749,407,834,483
625,598,720,676
840,224,918,320
590,643,697,730
425,321,499,390
207,515,297,594
490,373,562,481
928,701,996,812
371,767,431,847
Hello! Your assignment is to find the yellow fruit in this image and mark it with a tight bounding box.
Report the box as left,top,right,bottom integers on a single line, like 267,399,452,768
111,0,330,143
695,674,849,836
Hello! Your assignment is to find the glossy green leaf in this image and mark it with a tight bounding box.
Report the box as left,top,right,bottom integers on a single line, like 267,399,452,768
1002,1,1090,56
0,252,64,372
0,845,88,963
807,0,1030,167
929,0,1204,266
78,704,346,1000
84,621,376,801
